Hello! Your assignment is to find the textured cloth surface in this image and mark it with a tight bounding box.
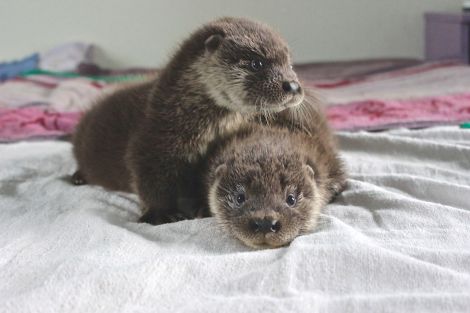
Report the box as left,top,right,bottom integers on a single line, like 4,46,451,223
0,106,82,142
1,60,469,142
317,62,470,130
0,127,470,313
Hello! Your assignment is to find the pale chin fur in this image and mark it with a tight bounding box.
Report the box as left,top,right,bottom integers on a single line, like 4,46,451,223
241,239,290,250
226,95,304,115
236,231,296,249
260,95,304,113
283,96,304,109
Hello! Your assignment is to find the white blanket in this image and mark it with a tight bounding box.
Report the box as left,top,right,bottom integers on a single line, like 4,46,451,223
1,127,470,313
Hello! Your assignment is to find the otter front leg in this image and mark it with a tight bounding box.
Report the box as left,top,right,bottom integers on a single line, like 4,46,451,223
71,170,87,185
128,141,197,225
139,208,189,225
131,158,185,225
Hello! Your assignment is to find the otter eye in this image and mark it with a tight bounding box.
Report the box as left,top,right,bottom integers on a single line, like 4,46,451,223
236,193,246,205
250,59,263,71
286,194,296,206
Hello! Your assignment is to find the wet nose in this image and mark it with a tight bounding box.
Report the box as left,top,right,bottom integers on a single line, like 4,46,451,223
282,81,300,94
249,218,281,234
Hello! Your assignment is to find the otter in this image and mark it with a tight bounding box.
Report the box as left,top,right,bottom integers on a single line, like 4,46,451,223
72,17,338,225
205,124,345,248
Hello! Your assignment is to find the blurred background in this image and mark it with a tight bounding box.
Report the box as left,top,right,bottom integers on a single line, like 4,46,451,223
0,0,462,68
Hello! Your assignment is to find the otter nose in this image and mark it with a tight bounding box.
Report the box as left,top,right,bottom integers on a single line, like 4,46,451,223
249,218,281,234
282,81,300,93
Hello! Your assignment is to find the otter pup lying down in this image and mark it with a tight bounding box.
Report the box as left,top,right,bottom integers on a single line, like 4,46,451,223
205,124,344,248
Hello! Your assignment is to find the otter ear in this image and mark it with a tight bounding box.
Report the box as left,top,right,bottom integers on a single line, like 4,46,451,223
205,34,224,53
304,164,315,181
214,163,227,179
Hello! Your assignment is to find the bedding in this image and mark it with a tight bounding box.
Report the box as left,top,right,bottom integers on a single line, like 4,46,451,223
316,62,470,131
1,57,469,142
0,44,156,142
1,48,469,312
1,126,469,313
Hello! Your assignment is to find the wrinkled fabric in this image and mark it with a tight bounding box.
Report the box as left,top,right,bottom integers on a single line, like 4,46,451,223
0,106,82,142
0,126,469,313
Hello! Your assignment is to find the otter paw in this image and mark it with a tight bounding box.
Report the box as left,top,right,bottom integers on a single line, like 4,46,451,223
71,171,87,186
166,212,189,223
139,210,189,225
139,210,159,225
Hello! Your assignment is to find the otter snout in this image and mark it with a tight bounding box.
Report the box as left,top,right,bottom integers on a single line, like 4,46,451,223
282,81,301,94
248,218,281,234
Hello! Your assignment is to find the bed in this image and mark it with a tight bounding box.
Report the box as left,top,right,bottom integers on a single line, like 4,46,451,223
1,45,469,312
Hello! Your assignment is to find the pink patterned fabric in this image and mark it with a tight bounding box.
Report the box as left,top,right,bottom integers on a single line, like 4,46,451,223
1,61,470,142
326,93,470,131
314,62,470,131
0,106,82,142
0,72,114,142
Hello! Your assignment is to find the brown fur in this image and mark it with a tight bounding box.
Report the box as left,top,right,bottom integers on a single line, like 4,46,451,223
73,82,151,191
72,17,345,225
205,123,345,248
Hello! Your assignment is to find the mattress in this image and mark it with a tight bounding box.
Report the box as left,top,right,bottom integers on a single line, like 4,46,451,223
1,126,469,313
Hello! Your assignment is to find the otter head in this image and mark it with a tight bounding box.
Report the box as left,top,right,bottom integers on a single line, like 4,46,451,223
208,140,323,249
197,17,304,114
